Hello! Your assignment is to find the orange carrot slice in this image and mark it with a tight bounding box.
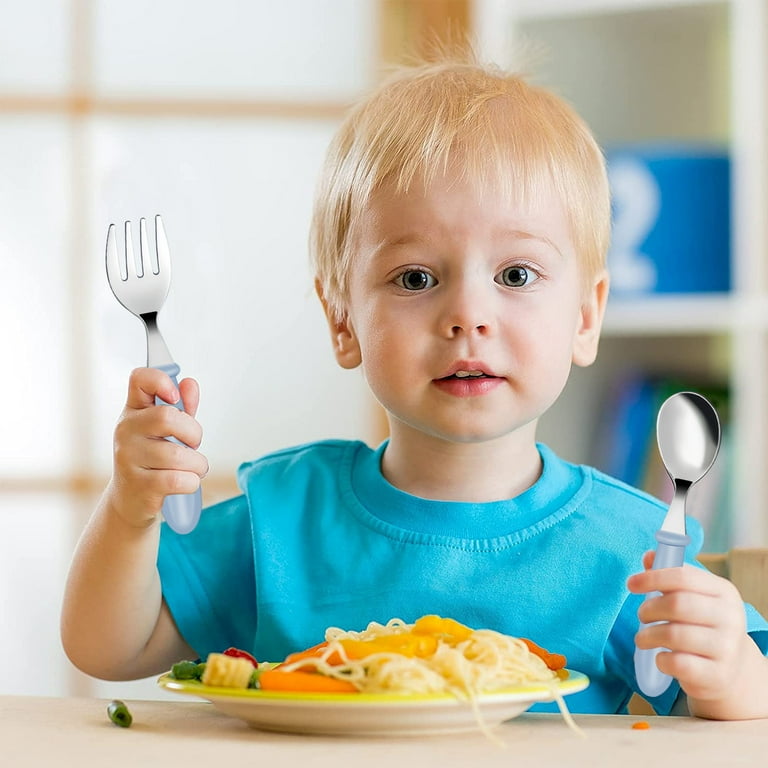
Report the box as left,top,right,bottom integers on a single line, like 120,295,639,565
520,638,567,670
258,669,358,693
284,642,328,664
283,641,344,668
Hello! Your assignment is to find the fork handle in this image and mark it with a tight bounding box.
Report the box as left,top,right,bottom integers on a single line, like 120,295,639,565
633,530,690,698
154,362,202,535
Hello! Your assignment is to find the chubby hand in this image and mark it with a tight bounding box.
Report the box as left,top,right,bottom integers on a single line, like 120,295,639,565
110,367,209,527
628,551,768,718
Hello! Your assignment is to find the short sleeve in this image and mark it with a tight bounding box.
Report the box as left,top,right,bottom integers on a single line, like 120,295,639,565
158,494,257,659
745,603,768,654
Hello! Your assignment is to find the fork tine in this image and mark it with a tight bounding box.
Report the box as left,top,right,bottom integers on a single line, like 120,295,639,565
105,223,125,283
155,215,170,277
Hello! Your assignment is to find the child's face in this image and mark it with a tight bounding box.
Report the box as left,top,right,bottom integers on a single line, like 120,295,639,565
324,169,608,447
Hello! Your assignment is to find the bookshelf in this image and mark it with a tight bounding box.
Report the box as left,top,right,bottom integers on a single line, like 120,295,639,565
474,0,768,547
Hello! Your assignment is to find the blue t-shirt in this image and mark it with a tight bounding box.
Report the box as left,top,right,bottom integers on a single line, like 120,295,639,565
158,440,768,715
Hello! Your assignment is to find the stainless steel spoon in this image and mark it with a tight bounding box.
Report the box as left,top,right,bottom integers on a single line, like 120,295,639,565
634,391,721,698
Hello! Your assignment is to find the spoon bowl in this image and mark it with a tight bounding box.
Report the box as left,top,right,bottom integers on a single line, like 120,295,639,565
657,392,720,485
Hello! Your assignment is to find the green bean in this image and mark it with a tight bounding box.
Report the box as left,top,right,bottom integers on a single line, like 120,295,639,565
171,660,201,680
107,699,132,728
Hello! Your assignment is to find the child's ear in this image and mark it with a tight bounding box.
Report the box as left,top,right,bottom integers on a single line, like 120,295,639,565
315,279,362,370
572,270,610,367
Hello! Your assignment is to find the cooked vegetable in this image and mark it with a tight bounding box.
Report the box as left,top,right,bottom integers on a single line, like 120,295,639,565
170,660,203,680
259,669,358,693
519,638,567,671
412,614,472,643
107,699,132,728
284,641,334,666
223,647,258,667
202,652,255,688
339,632,438,660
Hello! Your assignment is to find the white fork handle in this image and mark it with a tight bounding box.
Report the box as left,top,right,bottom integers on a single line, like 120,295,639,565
155,362,202,534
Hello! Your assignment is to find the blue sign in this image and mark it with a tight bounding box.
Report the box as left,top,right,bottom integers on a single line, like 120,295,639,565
606,145,730,294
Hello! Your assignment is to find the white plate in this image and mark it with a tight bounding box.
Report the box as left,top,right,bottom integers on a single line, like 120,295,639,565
157,669,589,736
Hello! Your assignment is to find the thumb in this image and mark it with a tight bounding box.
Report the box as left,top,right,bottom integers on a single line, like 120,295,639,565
125,367,180,410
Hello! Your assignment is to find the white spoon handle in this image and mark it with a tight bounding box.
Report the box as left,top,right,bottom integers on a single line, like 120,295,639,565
634,529,690,698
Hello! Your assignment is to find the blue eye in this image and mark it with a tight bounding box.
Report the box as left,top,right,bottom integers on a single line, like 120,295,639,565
497,265,536,287
397,270,436,291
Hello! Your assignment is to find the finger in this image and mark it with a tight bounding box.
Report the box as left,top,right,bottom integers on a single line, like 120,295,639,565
146,402,204,449
628,563,723,596
115,407,204,456
112,454,204,504
125,367,180,410
635,620,721,659
637,590,738,628
625,551,657,593
134,437,209,478
132,467,205,497
653,651,726,700
117,439,208,499
177,377,200,418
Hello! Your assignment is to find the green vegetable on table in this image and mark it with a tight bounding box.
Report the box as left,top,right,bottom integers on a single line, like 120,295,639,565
107,699,132,728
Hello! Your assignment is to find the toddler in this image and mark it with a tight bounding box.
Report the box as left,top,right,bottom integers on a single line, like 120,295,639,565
61,52,768,718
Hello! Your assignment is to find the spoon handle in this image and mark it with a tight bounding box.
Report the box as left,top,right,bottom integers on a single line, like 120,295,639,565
633,529,690,698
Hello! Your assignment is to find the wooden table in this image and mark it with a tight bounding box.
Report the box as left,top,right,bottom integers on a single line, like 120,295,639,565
1,695,765,768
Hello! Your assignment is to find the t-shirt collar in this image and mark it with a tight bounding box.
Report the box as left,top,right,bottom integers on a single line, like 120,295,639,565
350,441,584,540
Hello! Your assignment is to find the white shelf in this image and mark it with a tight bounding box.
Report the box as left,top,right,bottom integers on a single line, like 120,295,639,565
603,294,768,335
506,0,725,20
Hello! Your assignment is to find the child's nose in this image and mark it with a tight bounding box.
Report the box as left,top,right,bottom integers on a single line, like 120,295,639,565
439,280,493,338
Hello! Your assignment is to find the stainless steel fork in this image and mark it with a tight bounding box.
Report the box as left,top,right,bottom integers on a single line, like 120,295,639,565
106,215,202,534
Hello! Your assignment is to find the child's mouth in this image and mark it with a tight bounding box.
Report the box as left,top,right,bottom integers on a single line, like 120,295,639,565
433,369,502,397
446,370,491,379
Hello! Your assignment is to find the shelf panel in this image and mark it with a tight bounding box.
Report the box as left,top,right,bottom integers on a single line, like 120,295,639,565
602,294,768,335
509,0,724,19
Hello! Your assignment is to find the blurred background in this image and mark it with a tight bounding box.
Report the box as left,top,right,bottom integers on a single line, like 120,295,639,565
0,0,766,700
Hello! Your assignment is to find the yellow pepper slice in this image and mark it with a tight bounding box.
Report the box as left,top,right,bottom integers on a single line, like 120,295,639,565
340,633,438,659
412,615,473,644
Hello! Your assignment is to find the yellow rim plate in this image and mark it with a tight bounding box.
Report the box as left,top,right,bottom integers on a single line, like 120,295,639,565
158,668,589,704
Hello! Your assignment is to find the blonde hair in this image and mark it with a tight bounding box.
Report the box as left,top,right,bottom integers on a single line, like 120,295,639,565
311,53,610,322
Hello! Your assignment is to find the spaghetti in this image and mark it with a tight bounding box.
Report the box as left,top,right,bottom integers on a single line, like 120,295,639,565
282,616,559,694
273,615,582,738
